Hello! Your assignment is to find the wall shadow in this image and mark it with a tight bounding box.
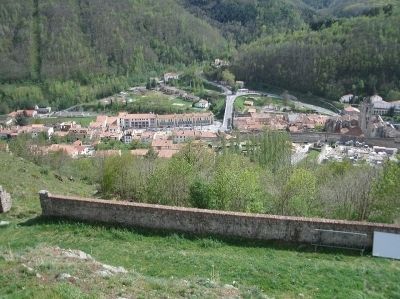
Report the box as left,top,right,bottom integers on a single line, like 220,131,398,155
20,215,368,257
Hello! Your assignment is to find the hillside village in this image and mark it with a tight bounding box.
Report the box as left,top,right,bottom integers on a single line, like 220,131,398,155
1,1,400,298
1,84,400,167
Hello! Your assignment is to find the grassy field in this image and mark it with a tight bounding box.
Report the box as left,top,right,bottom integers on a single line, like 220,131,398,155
246,82,342,113
1,151,400,298
61,91,202,115
122,91,199,114
234,96,284,112
31,117,96,127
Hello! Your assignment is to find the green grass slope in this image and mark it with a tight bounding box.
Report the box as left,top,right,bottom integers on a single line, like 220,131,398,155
0,151,96,219
1,151,400,298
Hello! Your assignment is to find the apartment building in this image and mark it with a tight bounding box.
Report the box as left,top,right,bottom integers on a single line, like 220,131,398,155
118,112,214,129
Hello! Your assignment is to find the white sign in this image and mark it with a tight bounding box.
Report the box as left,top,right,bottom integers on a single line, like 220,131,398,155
373,231,400,260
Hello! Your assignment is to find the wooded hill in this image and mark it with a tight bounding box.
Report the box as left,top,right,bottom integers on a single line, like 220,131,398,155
0,0,227,82
231,7,400,100
0,0,399,111
182,0,396,43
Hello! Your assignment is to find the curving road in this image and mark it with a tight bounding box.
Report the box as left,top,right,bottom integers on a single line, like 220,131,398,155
202,80,235,131
203,79,338,132
221,92,260,131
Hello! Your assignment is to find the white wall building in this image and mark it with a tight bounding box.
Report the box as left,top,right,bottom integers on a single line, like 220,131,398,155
340,94,354,103
163,72,180,83
194,100,209,109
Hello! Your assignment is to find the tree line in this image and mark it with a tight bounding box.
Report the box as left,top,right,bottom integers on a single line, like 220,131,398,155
95,132,400,223
7,131,399,224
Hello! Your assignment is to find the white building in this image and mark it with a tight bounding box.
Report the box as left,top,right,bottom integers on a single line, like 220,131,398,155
194,100,209,109
369,95,400,115
122,131,133,144
370,94,383,103
213,59,229,67
236,81,245,88
163,72,180,83
173,130,196,143
119,112,157,129
34,105,52,114
339,94,354,103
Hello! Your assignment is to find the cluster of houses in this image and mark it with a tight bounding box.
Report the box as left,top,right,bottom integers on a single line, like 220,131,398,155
130,129,219,158
1,111,218,159
97,72,210,110
233,111,328,132
340,94,400,116
7,105,52,119
320,143,398,165
30,140,91,159
158,84,210,108
0,124,54,139
325,114,362,136
0,105,53,128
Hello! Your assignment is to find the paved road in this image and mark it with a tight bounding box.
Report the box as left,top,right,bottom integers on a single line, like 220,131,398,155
204,79,338,131
202,80,235,131
202,79,232,95
219,91,338,131
222,92,260,131
222,94,234,131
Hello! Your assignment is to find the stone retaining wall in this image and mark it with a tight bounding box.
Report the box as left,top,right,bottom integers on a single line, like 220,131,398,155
39,191,400,249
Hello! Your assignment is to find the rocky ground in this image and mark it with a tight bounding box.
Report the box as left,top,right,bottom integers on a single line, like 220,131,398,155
1,246,246,299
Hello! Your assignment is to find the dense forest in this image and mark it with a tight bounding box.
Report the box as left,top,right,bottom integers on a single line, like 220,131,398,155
232,8,400,100
0,0,399,112
0,0,226,81
182,0,397,43
182,0,309,44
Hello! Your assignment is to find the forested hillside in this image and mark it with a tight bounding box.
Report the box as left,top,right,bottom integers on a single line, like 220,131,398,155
231,8,400,100
310,0,396,17
0,0,227,111
182,0,396,44
182,0,311,44
0,0,227,82
0,0,399,112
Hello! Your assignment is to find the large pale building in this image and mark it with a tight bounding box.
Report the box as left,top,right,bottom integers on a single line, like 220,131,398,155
118,112,214,129
118,113,157,129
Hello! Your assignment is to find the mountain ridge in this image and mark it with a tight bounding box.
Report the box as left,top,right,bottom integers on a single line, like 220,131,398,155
0,0,399,110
